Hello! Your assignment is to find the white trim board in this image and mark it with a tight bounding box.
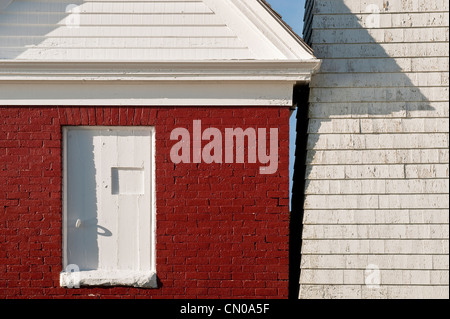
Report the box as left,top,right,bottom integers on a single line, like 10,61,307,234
0,60,320,82
0,81,300,106
0,60,321,106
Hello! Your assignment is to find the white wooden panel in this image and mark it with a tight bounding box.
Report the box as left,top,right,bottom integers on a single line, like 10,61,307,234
65,127,153,274
0,25,236,37
300,0,449,299
0,0,253,60
66,129,99,270
0,82,297,106
0,0,316,61
6,1,212,14
96,131,119,271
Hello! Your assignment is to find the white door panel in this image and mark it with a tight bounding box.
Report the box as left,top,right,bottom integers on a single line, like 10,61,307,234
65,127,153,273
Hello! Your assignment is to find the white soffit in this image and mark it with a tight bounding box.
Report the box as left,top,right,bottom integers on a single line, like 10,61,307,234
0,0,320,106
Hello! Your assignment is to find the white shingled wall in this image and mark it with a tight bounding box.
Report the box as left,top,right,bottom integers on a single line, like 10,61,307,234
300,0,449,299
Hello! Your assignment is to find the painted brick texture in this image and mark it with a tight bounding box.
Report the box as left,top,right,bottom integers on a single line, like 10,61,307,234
0,106,290,299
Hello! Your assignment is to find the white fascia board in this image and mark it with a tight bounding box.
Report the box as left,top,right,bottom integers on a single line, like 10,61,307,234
0,60,320,82
0,81,298,106
0,60,321,106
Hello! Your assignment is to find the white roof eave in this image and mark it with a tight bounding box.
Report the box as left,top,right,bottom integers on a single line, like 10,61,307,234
0,59,322,83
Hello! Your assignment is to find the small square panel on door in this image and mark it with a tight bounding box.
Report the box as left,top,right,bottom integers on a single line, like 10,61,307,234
61,127,156,288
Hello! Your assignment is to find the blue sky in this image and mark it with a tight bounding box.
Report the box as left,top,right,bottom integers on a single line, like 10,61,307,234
266,0,306,34
266,0,307,208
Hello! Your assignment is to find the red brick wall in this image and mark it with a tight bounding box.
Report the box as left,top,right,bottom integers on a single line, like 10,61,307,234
0,106,290,299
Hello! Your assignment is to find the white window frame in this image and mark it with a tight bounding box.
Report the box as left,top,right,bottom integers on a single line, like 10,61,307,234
60,126,157,289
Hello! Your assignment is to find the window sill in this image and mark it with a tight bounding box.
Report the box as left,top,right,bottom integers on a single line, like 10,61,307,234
60,270,158,289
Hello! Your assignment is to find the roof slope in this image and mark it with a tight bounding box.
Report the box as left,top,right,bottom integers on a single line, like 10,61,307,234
0,0,315,61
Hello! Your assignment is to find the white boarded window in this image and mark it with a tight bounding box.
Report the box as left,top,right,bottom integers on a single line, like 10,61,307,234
60,127,156,288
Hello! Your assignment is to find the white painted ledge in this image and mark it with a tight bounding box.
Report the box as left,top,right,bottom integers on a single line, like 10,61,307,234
60,270,158,289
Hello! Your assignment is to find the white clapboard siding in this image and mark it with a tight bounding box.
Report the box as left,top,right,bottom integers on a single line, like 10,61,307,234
0,0,293,60
300,0,449,299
